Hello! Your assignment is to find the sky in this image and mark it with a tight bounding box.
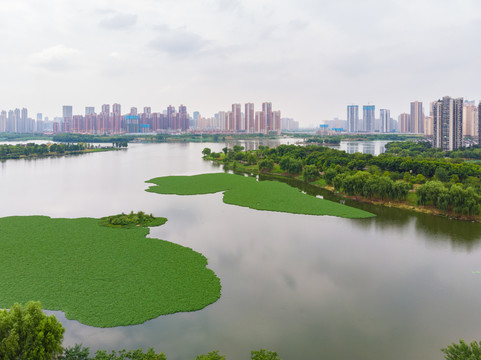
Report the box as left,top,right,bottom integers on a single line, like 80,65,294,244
1,0,481,127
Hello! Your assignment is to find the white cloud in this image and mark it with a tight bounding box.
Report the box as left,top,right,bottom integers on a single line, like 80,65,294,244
99,12,138,30
30,45,81,72
149,26,209,57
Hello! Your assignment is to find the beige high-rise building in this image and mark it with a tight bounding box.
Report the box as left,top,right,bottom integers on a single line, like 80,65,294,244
410,101,424,134
398,113,411,133
424,116,433,136
463,103,478,137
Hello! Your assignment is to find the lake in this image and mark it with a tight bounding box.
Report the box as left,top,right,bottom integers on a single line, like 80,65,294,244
1,141,480,360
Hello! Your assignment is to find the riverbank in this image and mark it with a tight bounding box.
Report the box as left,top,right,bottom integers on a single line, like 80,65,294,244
0,144,123,161
214,157,481,222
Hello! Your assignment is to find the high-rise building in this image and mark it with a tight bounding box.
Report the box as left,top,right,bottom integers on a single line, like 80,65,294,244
62,106,72,133
363,105,375,132
399,113,411,133
281,118,299,131
167,105,176,129
463,102,478,137
101,104,110,115
255,111,264,133
380,109,390,133
410,101,424,134
7,110,15,132
0,111,6,132
262,102,273,133
178,104,188,131
232,104,242,131
217,111,226,130
245,103,255,133
478,101,481,145
85,107,95,115
347,105,359,133
272,110,281,134
112,104,121,115
433,96,463,151
424,116,433,136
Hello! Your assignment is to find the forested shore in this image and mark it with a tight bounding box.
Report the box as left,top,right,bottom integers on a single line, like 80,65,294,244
0,142,123,160
203,141,481,221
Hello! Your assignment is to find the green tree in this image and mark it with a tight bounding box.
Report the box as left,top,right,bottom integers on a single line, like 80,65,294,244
258,159,274,172
93,348,165,360
435,167,450,182
251,349,281,360
202,148,212,157
0,301,65,360
302,164,319,182
324,167,338,185
279,156,302,175
59,344,90,360
442,339,481,359
246,153,258,165
195,350,226,360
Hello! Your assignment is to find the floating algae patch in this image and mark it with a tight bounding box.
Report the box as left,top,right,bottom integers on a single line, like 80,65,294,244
0,215,221,327
146,173,375,219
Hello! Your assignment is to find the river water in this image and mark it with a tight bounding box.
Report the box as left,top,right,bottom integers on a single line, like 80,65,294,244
1,141,481,360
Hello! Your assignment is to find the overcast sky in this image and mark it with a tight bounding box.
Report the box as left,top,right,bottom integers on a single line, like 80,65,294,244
1,0,481,126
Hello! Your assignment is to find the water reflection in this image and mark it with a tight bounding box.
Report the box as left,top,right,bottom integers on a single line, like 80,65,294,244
259,174,481,249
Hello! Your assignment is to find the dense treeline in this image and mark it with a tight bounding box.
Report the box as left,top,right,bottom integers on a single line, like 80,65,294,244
290,133,424,142
204,140,481,218
61,346,281,360
385,140,481,160
0,142,93,159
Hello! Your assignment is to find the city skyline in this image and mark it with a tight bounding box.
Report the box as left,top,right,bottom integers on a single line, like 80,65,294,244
2,1,481,126
0,101,289,134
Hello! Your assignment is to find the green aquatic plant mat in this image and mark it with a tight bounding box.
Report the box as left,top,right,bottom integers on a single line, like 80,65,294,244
0,216,221,327
146,173,374,218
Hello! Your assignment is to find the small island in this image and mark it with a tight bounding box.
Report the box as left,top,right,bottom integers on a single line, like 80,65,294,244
99,211,167,228
0,213,221,327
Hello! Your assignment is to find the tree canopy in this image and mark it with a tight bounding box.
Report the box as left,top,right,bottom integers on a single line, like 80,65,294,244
0,301,65,360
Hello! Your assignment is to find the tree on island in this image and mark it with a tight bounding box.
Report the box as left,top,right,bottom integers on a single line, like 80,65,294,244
202,148,212,157
0,301,65,360
196,350,226,360
251,349,281,360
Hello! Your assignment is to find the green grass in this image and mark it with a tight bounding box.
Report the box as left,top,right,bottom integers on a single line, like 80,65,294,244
146,173,375,219
0,216,221,328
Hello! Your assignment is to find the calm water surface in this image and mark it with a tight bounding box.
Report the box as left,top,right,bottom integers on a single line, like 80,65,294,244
1,141,481,360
